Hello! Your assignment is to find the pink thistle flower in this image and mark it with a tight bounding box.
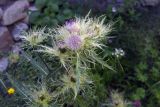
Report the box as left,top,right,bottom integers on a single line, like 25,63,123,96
65,20,79,33
65,35,82,50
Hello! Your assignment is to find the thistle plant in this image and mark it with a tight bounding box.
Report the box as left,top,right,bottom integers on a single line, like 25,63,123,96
36,15,113,97
9,13,115,106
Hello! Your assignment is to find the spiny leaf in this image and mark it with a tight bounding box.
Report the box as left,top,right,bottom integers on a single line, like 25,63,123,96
21,51,48,75
92,53,115,72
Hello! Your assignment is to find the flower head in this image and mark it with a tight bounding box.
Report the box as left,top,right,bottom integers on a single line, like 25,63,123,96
112,48,125,58
20,82,56,107
9,52,20,63
32,88,52,106
133,100,141,107
21,27,46,47
107,91,129,107
65,35,82,50
7,88,15,95
65,19,80,33
54,15,112,50
37,14,113,70
58,71,92,98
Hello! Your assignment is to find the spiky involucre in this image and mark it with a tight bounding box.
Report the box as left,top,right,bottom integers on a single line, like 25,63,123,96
37,15,113,70
109,91,129,107
21,27,47,47
54,15,113,50
58,71,93,98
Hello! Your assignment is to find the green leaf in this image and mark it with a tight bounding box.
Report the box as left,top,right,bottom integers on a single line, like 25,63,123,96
136,72,148,82
49,4,59,12
92,54,115,72
75,53,81,99
29,11,41,24
6,73,32,102
21,51,48,76
35,0,46,9
131,88,146,100
63,9,72,16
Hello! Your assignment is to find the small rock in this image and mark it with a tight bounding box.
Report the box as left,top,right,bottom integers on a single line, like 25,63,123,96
0,57,9,72
0,0,6,5
116,0,124,3
0,8,3,20
28,0,34,2
141,0,160,6
2,0,29,25
116,0,124,6
16,22,29,31
12,44,21,54
22,16,29,24
0,27,14,52
12,22,28,41
29,6,38,11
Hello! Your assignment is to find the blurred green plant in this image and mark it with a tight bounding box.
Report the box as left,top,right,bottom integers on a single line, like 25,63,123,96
30,0,74,26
